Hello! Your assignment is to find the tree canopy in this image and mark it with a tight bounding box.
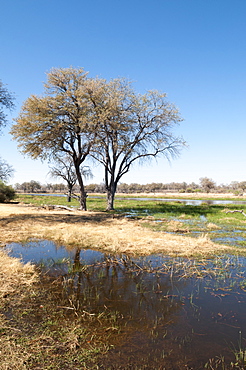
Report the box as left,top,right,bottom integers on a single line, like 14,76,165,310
199,177,216,193
11,67,100,210
87,79,185,209
11,67,185,210
0,80,15,185
0,80,15,132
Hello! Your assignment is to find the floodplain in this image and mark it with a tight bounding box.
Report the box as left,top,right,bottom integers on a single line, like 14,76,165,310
1,193,246,369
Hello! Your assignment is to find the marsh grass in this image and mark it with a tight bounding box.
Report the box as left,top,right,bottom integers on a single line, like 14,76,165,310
0,252,123,369
1,242,246,368
0,249,38,298
3,196,246,256
3,196,246,368
15,193,246,226
0,205,233,257
205,330,246,369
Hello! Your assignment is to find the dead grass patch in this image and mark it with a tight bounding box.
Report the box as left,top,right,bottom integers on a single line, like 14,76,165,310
0,334,29,370
206,223,220,230
166,220,189,233
0,249,38,298
0,248,39,369
0,203,235,257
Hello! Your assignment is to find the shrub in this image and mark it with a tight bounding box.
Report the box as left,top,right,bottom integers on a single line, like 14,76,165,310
0,181,15,202
186,188,194,193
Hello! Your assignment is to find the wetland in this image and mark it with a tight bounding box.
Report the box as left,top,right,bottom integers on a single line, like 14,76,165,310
2,194,246,369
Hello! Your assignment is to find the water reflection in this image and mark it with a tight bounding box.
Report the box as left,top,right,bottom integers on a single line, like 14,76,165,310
28,193,246,206
6,240,246,368
65,251,187,324
120,197,246,206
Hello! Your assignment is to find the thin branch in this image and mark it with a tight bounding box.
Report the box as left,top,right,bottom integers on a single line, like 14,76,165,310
225,209,246,217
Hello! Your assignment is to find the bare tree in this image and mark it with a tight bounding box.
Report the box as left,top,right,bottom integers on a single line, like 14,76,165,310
49,156,92,201
89,79,185,210
0,157,14,183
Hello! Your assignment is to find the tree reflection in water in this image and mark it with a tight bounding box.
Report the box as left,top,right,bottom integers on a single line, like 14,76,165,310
8,241,246,368
64,249,187,323
59,249,246,369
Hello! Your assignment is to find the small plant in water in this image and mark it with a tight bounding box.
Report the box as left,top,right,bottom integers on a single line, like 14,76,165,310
231,331,246,367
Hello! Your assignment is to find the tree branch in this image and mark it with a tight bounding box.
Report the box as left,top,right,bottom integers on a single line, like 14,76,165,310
225,209,246,217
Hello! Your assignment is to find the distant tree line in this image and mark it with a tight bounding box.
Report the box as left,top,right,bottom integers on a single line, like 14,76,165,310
13,177,246,196
86,178,246,195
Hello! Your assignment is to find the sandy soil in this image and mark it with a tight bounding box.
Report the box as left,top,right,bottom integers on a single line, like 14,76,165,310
0,202,234,257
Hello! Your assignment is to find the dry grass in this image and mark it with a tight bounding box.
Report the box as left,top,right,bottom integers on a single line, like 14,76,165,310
166,220,189,233
207,222,221,230
0,246,38,369
0,336,29,370
0,249,38,298
0,203,234,257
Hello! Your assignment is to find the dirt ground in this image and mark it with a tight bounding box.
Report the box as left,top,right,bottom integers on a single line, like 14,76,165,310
0,202,233,257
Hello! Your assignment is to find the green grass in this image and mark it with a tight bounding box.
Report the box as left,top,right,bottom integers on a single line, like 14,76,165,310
15,192,246,224
15,193,246,222
15,193,107,211
14,193,246,249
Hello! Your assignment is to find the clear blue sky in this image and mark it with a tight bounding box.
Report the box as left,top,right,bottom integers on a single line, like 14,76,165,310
1,0,246,187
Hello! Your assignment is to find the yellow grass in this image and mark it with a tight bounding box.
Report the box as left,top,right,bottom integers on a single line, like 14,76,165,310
0,249,37,298
0,203,234,257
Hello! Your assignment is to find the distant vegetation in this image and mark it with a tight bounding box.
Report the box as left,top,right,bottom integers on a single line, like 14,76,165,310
13,177,246,196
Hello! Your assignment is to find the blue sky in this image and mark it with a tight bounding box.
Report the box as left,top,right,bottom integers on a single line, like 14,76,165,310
1,0,246,186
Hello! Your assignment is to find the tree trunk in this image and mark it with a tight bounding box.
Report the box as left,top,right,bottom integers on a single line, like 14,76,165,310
73,249,81,271
67,188,72,202
75,163,87,211
78,186,87,210
106,191,114,211
106,183,117,211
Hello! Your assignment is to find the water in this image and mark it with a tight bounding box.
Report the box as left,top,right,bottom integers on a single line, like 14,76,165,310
5,240,246,368
120,197,246,206
28,193,246,206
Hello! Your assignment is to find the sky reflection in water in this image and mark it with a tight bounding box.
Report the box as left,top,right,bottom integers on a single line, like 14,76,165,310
6,240,246,368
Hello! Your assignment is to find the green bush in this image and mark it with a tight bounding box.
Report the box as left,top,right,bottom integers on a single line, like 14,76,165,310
0,181,15,202
185,188,193,193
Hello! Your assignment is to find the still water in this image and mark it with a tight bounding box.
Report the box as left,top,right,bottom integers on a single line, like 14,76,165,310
29,193,246,206
6,240,246,368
